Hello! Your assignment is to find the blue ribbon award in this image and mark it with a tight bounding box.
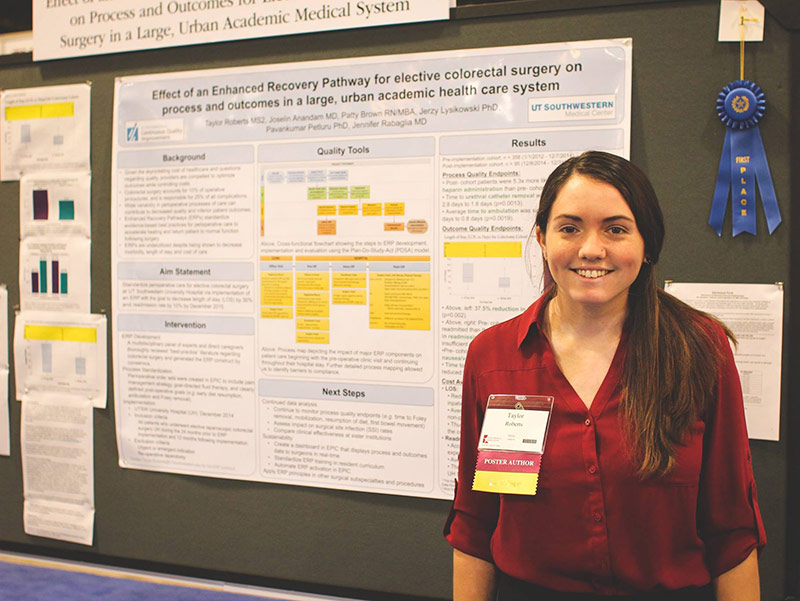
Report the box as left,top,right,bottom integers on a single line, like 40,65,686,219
709,80,781,236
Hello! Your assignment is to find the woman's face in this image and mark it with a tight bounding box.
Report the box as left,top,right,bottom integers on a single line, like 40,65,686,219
536,174,646,314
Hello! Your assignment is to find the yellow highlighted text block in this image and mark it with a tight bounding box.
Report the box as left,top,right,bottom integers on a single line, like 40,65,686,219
317,220,337,235
261,306,293,319
384,202,405,216
296,291,330,317
362,203,382,216
332,272,366,288
296,271,330,291
260,256,292,261
297,331,330,344
24,325,96,343
260,272,293,306
338,204,359,216
6,102,74,121
317,205,337,216
332,288,367,305
296,318,329,331
472,471,539,495
369,272,430,330
444,241,523,258
384,222,404,232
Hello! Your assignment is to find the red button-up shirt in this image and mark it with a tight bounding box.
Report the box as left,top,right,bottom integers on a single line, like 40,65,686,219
445,295,765,594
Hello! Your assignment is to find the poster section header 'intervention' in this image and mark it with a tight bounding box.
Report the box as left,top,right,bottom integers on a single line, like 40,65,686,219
32,0,450,62
111,40,631,499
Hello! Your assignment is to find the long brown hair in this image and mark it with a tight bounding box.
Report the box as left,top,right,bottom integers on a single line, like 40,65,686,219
534,151,733,477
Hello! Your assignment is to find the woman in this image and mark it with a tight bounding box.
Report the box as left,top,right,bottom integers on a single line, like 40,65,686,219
445,151,765,600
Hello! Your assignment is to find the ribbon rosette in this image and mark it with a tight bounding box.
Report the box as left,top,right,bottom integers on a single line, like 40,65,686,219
709,80,781,236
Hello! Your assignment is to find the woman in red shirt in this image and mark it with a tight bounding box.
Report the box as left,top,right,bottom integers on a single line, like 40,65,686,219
446,151,765,600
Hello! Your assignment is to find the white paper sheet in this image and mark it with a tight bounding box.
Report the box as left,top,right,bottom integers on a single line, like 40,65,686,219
0,83,91,181
20,171,92,238
19,236,91,313
0,285,9,456
32,0,449,61
21,392,94,545
13,312,107,409
664,281,783,441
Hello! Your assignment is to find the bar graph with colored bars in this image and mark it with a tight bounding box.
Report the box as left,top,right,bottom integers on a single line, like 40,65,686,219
32,189,75,221
31,259,68,295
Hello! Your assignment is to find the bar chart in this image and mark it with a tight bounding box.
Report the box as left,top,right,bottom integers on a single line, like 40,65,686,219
5,101,74,147
29,259,68,295
19,237,90,313
1,83,91,180
14,313,108,407
442,241,525,300
32,189,76,222
20,172,91,238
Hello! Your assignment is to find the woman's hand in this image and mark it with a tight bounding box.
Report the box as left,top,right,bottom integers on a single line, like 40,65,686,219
453,548,497,601
713,549,760,601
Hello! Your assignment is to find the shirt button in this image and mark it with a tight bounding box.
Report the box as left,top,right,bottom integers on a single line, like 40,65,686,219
588,465,597,474
584,418,592,427
593,511,603,522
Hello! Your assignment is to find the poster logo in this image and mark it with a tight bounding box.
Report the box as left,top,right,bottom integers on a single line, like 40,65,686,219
123,119,185,143
529,95,617,123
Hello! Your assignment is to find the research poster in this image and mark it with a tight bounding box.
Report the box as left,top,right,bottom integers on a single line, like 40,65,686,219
112,39,632,499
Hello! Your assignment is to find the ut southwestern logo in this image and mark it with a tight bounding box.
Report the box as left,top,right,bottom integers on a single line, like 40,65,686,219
126,123,139,142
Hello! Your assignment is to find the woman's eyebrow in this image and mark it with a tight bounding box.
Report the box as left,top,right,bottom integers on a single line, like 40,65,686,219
552,213,582,221
551,214,635,223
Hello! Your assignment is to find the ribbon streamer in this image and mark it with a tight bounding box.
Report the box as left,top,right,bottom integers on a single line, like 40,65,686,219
709,80,781,236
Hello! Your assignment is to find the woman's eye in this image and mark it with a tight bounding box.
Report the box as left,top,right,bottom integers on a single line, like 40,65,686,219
608,226,627,234
560,225,578,233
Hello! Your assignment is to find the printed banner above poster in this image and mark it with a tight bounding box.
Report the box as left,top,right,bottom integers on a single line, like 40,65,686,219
32,0,450,62
111,39,632,499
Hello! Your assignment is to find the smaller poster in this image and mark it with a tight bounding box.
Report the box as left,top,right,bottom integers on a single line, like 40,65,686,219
20,171,91,238
22,392,94,546
0,285,9,456
14,312,107,409
19,237,91,313
0,83,91,181
664,281,783,441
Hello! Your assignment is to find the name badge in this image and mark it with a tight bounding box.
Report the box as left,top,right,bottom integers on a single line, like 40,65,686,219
472,394,553,496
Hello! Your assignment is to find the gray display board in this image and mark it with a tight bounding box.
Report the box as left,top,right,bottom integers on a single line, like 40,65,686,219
0,1,793,599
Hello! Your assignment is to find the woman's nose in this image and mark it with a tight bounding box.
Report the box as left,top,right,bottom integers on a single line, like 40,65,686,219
578,232,606,260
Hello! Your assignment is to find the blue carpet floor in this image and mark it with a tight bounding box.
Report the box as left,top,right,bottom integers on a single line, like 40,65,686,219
0,556,299,601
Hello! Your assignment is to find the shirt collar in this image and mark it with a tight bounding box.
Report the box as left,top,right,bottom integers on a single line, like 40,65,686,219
515,292,551,349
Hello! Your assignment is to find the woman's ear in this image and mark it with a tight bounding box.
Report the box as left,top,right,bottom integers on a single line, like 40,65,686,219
535,225,546,260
